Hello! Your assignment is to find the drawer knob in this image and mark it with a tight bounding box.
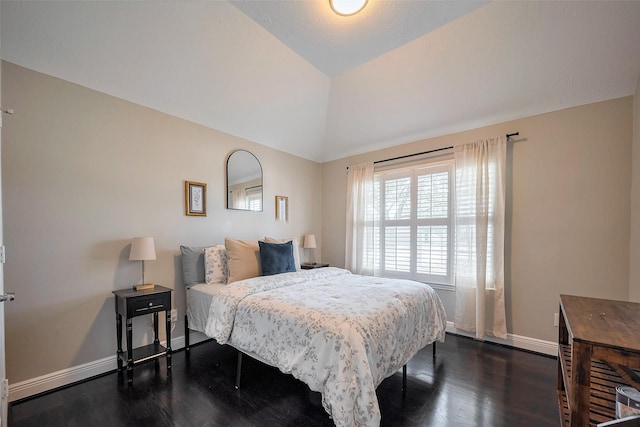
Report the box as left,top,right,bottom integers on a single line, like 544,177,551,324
148,302,153,306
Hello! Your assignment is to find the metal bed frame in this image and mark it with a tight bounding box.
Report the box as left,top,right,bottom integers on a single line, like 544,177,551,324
185,314,437,391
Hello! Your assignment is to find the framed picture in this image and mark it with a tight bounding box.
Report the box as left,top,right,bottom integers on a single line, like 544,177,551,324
275,195,288,222
185,181,207,216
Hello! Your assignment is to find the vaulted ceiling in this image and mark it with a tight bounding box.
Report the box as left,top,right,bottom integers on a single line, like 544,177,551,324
2,1,640,162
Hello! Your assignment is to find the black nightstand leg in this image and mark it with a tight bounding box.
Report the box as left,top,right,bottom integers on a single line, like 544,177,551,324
153,312,159,345
126,317,133,383
116,313,123,371
166,310,172,370
185,314,190,352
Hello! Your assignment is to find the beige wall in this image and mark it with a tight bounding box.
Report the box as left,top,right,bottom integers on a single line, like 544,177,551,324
630,73,640,302
2,57,636,389
322,97,633,343
1,62,322,383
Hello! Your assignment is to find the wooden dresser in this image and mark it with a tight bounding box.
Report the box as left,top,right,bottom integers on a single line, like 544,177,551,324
558,295,640,426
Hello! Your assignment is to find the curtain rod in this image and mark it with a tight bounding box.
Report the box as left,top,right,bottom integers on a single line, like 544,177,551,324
374,145,452,165
347,132,519,169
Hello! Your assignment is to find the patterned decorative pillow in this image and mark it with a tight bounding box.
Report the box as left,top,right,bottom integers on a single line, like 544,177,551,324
263,237,302,271
259,241,296,276
225,238,261,283
205,245,228,284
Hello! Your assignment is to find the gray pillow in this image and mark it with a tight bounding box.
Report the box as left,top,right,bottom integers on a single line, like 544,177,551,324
180,245,209,285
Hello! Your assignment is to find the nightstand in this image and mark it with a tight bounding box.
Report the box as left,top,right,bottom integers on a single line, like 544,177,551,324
301,263,329,269
113,285,173,383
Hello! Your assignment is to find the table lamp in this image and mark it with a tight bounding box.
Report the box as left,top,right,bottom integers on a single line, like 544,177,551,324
303,234,317,265
129,237,156,290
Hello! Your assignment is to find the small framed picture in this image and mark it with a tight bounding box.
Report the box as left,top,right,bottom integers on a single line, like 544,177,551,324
275,195,288,222
185,181,207,216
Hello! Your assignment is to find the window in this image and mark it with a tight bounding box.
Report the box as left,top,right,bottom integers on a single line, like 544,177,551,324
374,161,454,288
245,186,262,211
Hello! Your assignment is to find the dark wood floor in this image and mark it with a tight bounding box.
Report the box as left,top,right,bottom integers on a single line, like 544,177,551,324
9,334,559,426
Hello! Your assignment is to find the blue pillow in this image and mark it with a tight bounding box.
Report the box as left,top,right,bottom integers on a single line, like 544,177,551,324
180,245,209,285
259,241,296,276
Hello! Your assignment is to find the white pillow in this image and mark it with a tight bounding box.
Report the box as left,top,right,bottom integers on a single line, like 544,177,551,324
263,237,301,271
205,245,228,284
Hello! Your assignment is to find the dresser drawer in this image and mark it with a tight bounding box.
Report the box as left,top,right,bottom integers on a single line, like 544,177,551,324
126,293,169,317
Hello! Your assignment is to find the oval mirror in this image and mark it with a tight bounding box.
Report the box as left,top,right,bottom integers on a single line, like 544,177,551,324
226,150,263,211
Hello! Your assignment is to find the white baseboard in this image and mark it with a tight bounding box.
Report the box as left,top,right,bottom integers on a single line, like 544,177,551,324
8,331,209,403
445,321,558,356
9,354,117,403
9,327,556,402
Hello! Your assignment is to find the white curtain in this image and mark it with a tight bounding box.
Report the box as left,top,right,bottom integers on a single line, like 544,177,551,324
454,136,507,340
228,190,243,209
345,162,376,275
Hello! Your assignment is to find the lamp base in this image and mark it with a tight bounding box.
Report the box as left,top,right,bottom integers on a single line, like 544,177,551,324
133,284,155,291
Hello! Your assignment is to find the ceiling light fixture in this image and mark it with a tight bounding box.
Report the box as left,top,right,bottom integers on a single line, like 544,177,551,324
329,0,368,16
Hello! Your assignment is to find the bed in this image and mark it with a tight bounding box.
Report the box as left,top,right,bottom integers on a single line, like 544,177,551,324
181,239,447,427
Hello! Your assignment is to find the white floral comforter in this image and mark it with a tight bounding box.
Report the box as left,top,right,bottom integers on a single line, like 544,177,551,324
204,267,447,427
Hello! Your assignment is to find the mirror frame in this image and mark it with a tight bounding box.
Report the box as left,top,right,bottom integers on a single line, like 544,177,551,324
226,149,263,211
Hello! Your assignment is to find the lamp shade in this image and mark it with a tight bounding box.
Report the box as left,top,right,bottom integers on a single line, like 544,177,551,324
303,234,317,249
129,237,156,261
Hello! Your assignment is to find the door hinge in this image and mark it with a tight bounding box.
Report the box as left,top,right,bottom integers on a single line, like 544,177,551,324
1,379,8,399
0,246,5,264
0,108,14,128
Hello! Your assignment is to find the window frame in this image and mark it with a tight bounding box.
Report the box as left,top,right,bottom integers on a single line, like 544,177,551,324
374,159,455,290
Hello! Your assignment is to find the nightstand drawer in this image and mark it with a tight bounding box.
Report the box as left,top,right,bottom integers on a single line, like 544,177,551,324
127,293,169,316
